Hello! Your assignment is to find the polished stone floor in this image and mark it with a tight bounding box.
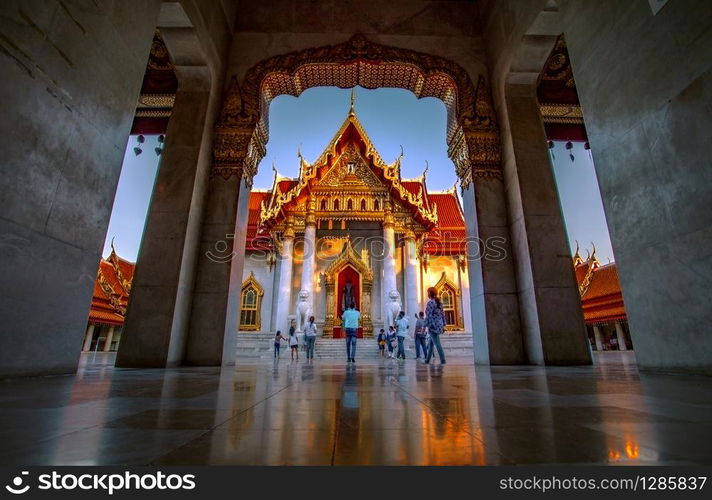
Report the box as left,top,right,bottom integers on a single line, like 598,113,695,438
1,352,711,465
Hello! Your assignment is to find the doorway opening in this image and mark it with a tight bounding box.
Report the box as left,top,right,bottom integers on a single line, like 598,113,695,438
80,31,175,356
537,35,633,357
235,85,477,359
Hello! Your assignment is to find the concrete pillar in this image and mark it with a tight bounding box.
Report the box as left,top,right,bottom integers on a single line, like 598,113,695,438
504,79,591,365
403,231,419,317
185,174,250,366
614,322,628,351
82,324,95,352
116,71,212,368
103,326,115,352
274,222,295,336
462,180,525,364
593,325,604,351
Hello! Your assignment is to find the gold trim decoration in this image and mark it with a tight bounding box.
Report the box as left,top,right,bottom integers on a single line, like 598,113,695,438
322,240,373,337
239,271,264,331
212,34,502,190
539,103,584,124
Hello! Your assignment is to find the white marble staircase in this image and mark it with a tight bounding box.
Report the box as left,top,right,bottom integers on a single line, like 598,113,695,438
236,332,474,360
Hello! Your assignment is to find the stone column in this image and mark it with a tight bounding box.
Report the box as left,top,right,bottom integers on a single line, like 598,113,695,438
103,326,115,352
299,204,317,327
116,67,212,368
593,325,604,351
614,322,628,351
82,324,95,352
403,230,420,317
461,176,525,364
504,78,591,365
274,220,296,336
382,203,399,326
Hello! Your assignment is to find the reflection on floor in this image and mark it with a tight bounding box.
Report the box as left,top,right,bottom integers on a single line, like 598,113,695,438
1,352,710,465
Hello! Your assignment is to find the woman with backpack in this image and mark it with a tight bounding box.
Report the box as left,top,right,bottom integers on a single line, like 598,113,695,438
424,287,447,365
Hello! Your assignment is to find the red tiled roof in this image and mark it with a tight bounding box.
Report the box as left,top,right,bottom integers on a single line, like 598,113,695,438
582,263,621,300
575,261,627,324
428,192,465,227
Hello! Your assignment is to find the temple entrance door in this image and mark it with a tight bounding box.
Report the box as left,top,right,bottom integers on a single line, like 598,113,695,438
334,265,362,338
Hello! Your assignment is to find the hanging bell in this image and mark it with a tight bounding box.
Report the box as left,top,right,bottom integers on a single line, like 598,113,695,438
547,140,555,160
565,141,574,162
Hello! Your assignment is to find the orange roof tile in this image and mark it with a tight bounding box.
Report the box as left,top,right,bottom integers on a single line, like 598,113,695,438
428,192,465,227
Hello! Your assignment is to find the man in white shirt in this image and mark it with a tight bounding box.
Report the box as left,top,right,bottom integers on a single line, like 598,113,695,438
341,305,361,363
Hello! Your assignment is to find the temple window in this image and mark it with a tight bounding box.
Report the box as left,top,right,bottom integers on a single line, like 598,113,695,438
239,272,263,331
320,199,327,210
334,199,340,210
347,199,353,210
374,199,380,210
440,287,457,327
361,199,367,211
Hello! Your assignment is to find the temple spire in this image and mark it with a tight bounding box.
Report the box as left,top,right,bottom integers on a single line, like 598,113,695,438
349,88,356,116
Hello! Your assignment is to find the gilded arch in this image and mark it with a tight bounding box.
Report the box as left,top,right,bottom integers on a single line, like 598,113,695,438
240,271,264,331
212,34,502,189
322,240,373,337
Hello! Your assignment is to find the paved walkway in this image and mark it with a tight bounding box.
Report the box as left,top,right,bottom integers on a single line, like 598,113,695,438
0,352,710,465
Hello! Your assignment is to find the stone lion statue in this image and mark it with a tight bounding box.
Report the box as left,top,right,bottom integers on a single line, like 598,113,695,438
385,289,402,328
295,289,312,332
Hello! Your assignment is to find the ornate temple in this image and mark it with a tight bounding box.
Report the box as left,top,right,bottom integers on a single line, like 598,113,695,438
240,100,470,338
81,246,134,353
573,245,632,352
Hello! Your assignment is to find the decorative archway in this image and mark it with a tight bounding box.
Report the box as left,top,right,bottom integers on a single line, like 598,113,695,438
322,240,373,337
211,34,502,190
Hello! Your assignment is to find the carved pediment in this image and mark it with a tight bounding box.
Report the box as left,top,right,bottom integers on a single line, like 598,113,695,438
316,144,384,190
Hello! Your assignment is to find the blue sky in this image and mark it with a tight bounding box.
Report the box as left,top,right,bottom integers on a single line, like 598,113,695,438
103,86,613,264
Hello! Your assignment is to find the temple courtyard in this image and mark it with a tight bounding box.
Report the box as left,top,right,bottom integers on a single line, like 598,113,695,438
1,353,710,466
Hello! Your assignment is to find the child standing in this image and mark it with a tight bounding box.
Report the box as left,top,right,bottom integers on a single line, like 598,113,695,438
289,328,299,360
274,330,286,359
386,326,397,359
377,328,386,357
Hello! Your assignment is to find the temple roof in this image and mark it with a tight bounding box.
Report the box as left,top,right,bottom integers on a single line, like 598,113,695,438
88,248,135,326
258,104,439,231
574,253,627,324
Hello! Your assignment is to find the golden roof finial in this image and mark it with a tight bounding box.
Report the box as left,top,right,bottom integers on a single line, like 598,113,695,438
573,240,583,266
423,160,429,178
349,88,356,116
110,236,117,257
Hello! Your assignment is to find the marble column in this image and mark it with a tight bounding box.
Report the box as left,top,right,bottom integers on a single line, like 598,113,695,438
593,325,604,351
299,207,317,328
82,324,95,352
614,322,628,351
381,204,399,327
274,221,296,335
103,326,115,352
403,230,420,317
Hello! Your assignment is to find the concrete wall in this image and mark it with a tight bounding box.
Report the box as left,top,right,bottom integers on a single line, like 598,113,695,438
0,0,162,377
560,0,712,373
